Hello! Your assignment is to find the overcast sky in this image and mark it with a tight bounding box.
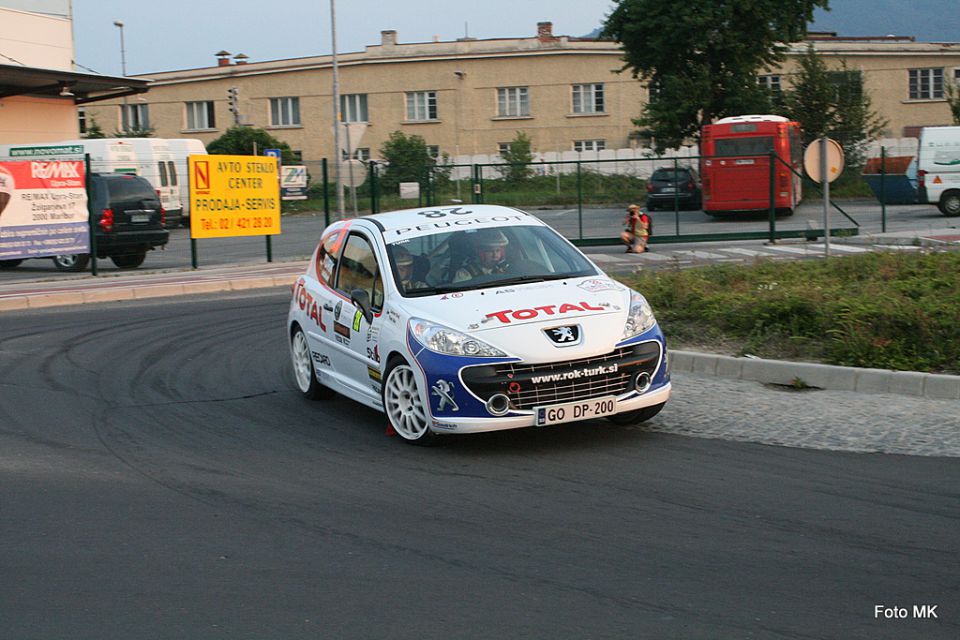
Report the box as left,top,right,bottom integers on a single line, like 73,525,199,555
71,0,617,77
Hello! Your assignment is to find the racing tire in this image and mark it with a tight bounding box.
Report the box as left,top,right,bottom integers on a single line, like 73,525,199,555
606,402,665,426
290,325,333,400
938,191,960,217
383,356,438,446
0,259,23,269
52,254,90,272
110,250,147,269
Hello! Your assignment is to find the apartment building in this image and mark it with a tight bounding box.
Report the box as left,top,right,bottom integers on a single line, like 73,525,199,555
81,23,960,161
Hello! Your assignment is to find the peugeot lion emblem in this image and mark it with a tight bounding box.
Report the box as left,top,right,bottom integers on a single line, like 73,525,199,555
544,325,581,347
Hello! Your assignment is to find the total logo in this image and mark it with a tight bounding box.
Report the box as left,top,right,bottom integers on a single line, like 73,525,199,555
485,301,605,324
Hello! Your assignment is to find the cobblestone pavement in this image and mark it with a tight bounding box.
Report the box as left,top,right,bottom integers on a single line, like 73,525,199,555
636,372,960,457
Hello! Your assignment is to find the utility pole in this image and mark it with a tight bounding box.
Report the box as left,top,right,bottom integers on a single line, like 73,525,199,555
330,0,344,219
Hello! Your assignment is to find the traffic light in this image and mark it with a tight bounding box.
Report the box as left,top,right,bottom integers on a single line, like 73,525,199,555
227,86,239,114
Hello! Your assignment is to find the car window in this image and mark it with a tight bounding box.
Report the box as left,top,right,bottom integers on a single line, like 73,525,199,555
158,161,169,187
167,161,178,186
316,228,346,286
104,177,157,205
387,225,597,295
335,233,383,310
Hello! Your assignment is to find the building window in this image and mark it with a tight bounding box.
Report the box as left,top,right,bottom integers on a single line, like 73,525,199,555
497,142,510,155
757,75,781,93
497,87,530,117
406,91,438,121
574,139,605,152
427,145,440,159
121,103,149,130
572,83,604,114
909,68,943,100
185,101,215,130
271,97,301,126
78,107,87,134
341,94,368,123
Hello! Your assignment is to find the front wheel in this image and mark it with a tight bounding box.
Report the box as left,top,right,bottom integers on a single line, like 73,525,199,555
939,192,960,216
52,254,90,272
606,402,665,426
290,325,332,400
383,358,437,445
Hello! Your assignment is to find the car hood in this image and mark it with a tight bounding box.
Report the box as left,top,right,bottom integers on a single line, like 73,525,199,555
403,277,635,362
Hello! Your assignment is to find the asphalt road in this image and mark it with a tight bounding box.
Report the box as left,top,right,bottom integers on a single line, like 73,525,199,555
0,291,957,639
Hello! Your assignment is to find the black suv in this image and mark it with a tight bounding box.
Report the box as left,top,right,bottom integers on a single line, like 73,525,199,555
646,167,702,211
1,173,169,272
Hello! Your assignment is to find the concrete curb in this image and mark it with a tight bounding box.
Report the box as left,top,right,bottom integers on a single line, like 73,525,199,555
670,350,960,400
0,274,298,312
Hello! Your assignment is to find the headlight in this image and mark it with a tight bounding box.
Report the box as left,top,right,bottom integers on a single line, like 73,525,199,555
621,290,657,340
410,318,507,358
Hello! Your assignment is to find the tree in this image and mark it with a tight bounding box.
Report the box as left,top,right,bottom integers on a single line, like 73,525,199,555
207,126,298,163
83,117,106,139
378,131,439,191
783,45,888,166
602,0,830,149
498,131,534,182
945,80,960,125
114,125,154,138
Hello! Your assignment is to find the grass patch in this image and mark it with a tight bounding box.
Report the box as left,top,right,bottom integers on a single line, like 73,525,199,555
618,252,960,374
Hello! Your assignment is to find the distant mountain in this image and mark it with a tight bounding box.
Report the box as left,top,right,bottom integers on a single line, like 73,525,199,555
582,1,960,43
811,0,959,42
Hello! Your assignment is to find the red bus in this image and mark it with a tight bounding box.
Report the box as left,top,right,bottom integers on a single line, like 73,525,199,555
700,115,803,215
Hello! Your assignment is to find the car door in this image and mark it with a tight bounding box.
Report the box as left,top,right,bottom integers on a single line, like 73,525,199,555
328,230,387,403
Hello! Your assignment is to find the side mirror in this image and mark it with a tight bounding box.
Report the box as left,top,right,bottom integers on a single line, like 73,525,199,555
350,288,374,325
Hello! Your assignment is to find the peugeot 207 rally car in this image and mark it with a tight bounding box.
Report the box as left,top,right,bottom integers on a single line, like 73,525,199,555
287,204,671,444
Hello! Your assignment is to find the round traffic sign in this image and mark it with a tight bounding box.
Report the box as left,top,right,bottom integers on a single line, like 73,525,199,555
803,138,845,183
341,159,368,188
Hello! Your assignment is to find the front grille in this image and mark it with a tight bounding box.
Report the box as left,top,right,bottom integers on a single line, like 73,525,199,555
461,342,661,410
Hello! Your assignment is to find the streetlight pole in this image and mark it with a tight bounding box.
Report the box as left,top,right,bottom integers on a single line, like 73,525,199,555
329,0,345,219
113,20,127,131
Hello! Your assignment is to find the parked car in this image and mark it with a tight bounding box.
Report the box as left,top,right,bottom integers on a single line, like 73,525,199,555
287,204,671,445
646,166,702,211
46,173,168,272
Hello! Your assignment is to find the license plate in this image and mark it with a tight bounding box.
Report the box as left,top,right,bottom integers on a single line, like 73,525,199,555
130,213,149,223
735,159,755,165
661,187,676,193
535,396,617,426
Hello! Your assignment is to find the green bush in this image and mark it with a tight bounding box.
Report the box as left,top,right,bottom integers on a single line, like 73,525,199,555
620,252,960,373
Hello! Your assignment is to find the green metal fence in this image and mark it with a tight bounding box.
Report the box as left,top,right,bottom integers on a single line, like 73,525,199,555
304,153,868,245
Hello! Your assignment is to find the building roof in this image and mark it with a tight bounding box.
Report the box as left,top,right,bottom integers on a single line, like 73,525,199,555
0,63,149,105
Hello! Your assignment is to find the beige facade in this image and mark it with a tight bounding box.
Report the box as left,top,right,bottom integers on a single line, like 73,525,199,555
83,25,960,161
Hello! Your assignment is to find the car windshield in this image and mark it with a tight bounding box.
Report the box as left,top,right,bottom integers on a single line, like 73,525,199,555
386,225,598,296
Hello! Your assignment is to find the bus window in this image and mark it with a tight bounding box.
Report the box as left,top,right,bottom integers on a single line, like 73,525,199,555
715,136,774,157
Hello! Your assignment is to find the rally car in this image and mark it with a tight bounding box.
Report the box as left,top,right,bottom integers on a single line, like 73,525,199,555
287,204,671,444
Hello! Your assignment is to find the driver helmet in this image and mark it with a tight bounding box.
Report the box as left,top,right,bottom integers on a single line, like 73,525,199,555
474,229,509,269
393,245,414,280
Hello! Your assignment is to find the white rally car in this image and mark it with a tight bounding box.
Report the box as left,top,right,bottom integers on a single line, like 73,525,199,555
288,204,671,444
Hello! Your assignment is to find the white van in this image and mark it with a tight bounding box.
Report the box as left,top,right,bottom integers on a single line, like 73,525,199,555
0,139,139,175
121,139,184,226
916,126,960,216
165,138,207,226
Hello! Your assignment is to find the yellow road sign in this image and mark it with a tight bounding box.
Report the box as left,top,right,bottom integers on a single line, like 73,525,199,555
188,155,281,238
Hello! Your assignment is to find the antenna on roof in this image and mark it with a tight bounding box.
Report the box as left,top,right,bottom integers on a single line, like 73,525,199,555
465,22,469,39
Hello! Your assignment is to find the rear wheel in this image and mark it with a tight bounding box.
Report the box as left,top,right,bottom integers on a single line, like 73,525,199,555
0,259,23,269
939,192,960,216
290,325,332,400
383,357,437,445
606,402,665,426
110,250,147,269
52,254,90,272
